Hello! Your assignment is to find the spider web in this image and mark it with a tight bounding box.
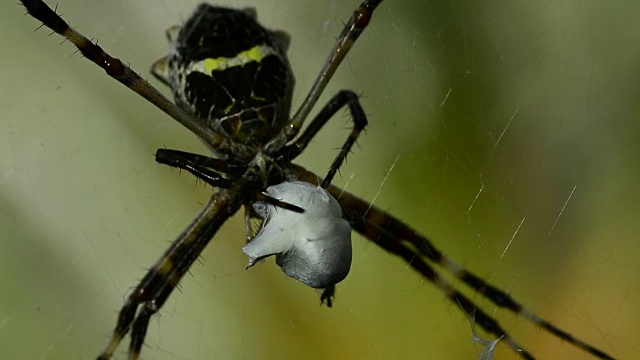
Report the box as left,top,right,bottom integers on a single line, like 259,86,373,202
1,0,638,359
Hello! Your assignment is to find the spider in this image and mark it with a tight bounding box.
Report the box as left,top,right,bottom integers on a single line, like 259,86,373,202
18,0,616,359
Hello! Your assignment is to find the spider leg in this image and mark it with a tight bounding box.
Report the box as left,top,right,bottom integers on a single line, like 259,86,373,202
157,149,304,213
279,90,367,187
254,193,304,213
156,149,247,175
97,172,259,360
284,0,382,140
291,164,616,360
19,0,235,153
320,285,336,307
341,191,616,360
243,206,255,242
347,213,535,359
155,148,243,188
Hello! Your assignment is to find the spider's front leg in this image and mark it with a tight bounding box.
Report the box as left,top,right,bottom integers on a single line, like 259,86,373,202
156,149,305,214
155,148,244,188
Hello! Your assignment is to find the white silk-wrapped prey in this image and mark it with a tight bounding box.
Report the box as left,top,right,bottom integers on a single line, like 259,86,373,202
242,181,352,288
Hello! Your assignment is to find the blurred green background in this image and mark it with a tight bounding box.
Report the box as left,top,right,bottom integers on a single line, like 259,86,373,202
1,0,638,359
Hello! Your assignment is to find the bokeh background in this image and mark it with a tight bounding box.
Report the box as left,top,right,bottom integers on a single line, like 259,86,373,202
1,0,638,359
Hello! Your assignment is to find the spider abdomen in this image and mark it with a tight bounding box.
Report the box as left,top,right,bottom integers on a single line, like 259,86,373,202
243,181,352,289
159,5,295,146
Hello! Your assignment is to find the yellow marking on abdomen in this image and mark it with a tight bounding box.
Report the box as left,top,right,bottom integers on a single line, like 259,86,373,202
192,44,277,74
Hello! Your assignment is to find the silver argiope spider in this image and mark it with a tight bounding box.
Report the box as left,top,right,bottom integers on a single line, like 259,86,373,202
15,1,616,356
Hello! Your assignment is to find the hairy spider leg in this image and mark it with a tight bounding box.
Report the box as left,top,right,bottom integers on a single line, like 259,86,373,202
291,164,616,360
